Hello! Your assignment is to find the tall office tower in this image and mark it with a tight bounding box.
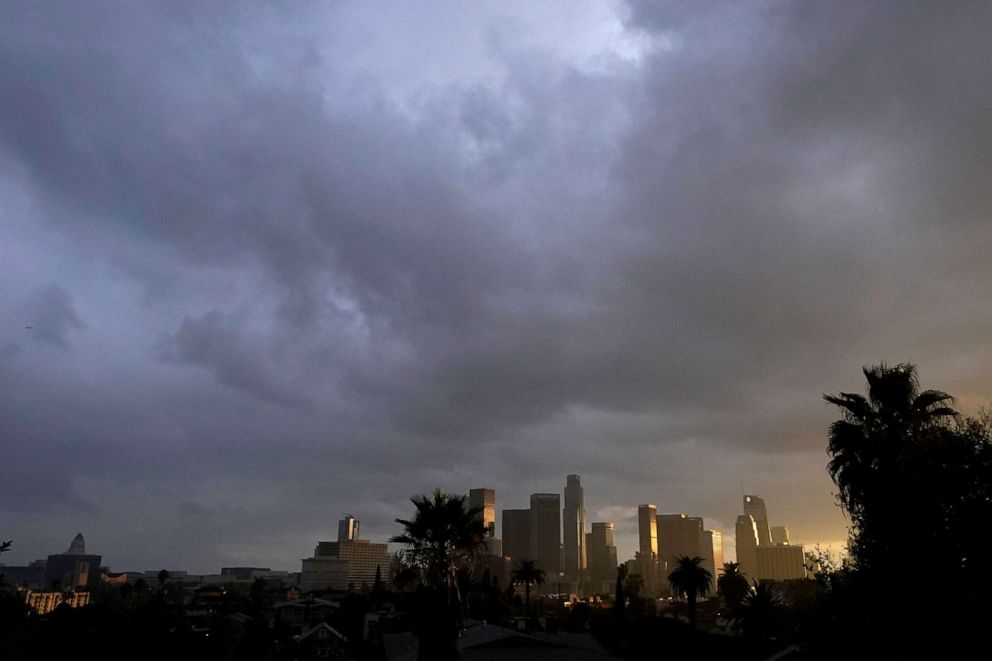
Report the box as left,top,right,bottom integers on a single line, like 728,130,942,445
503,509,531,563
469,488,497,538
699,530,724,580
530,493,562,576
743,494,772,546
44,533,102,590
338,515,360,543
638,504,659,558
301,517,390,592
771,526,791,546
736,514,760,578
586,522,618,588
657,513,704,572
563,474,587,578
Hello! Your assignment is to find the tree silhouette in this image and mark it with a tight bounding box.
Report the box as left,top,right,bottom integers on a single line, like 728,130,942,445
825,363,956,567
623,572,644,601
392,489,486,660
510,558,545,631
614,564,626,624
823,363,992,656
717,561,749,613
391,489,487,588
735,580,780,640
667,556,712,631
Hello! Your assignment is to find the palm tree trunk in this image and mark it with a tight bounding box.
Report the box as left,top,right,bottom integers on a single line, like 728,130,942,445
525,583,531,632
689,593,697,631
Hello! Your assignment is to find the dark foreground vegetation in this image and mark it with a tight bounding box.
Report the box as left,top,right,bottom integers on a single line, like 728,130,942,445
3,362,991,659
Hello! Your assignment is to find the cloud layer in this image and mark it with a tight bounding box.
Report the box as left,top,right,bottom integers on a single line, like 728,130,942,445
3,1,990,569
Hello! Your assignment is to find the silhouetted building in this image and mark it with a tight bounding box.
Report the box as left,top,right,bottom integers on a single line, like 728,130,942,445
530,493,562,577
563,474,586,579
743,495,772,546
221,567,273,580
0,559,46,589
756,544,806,580
585,522,617,591
44,533,102,590
735,515,760,579
338,515,360,543
771,526,791,546
469,488,497,538
502,509,530,563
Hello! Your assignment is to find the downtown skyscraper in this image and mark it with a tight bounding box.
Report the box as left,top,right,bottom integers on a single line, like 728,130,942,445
744,494,772,546
563,474,587,579
530,493,562,576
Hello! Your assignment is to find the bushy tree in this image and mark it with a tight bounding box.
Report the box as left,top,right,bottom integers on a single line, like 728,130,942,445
824,363,992,655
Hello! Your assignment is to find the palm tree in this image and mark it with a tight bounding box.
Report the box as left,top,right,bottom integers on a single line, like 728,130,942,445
668,555,712,631
735,580,780,640
825,362,956,517
825,363,957,574
717,561,749,612
391,489,487,588
510,558,545,631
392,489,487,660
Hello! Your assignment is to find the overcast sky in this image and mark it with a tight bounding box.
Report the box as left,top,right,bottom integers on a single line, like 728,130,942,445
3,1,991,572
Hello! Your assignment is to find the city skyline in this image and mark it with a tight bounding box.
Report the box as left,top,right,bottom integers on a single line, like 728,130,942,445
2,482,834,575
5,1,989,576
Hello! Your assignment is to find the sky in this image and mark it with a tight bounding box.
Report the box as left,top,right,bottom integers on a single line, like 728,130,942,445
2,1,991,572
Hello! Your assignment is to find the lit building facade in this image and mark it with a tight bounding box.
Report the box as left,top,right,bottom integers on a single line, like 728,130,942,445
771,526,791,546
657,513,704,571
756,544,807,581
637,504,658,559
700,530,724,580
23,589,90,615
338,515,360,543
301,517,390,592
469,488,497,538
743,495,772,546
735,515,760,579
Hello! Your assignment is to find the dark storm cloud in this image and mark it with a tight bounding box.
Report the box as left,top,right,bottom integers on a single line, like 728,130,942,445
21,284,84,348
2,0,990,568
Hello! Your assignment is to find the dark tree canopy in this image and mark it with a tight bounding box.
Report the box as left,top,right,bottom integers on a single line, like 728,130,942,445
824,363,992,655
